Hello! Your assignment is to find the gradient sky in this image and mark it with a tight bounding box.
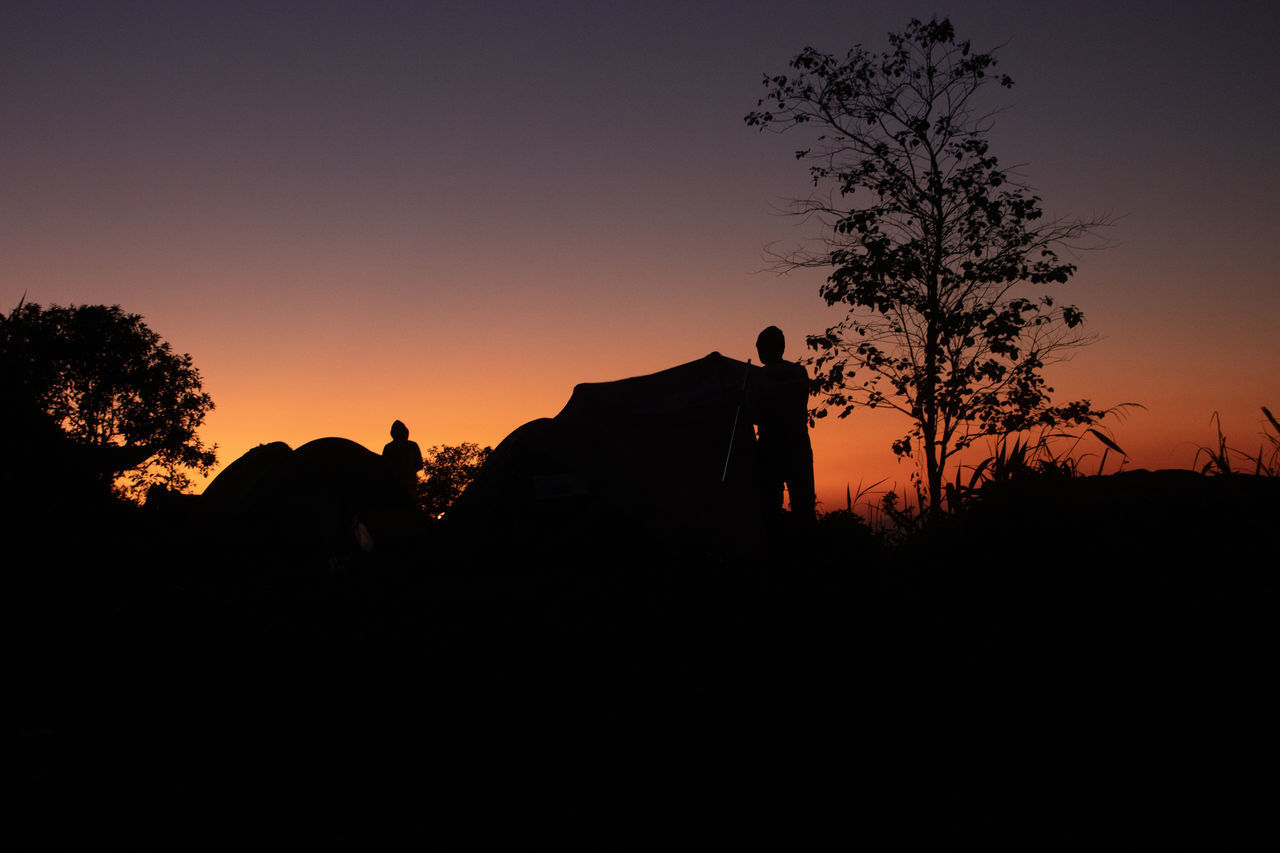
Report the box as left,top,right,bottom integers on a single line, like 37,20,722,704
4,0,1278,510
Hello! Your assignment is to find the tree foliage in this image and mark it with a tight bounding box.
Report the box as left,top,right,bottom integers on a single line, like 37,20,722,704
1,300,217,500
746,17,1109,513
418,442,491,519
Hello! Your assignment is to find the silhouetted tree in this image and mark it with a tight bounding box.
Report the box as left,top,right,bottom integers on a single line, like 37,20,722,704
418,442,491,519
746,17,1110,514
1,300,216,501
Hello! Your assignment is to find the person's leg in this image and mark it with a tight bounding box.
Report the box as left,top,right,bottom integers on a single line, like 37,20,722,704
786,461,816,522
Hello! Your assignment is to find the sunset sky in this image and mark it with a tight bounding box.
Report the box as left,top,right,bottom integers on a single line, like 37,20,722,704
5,0,1278,511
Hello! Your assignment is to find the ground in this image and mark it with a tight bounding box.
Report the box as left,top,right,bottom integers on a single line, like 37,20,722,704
11,470,1273,843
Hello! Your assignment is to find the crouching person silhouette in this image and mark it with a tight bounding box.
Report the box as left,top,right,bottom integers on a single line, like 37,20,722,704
382,419,424,506
750,326,816,524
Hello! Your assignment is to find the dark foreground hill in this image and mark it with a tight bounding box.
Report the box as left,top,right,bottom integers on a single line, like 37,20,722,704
11,468,1274,841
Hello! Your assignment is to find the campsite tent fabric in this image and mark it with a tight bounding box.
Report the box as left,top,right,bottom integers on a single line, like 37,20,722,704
200,437,407,553
448,352,767,557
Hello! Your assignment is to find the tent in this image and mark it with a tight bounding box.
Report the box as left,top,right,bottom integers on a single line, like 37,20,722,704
200,437,408,553
447,352,767,557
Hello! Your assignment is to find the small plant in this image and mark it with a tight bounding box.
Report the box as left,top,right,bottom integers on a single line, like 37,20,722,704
814,504,880,552
876,483,931,543
1194,407,1279,476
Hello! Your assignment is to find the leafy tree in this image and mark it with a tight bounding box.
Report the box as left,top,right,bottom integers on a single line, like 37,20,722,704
746,17,1110,513
0,300,217,500
418,442,491,519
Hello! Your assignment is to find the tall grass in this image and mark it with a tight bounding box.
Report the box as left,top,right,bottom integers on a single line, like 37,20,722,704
831,403,1143,538
1194,406,1280,476
943,403,1143,509
822,403,1279,541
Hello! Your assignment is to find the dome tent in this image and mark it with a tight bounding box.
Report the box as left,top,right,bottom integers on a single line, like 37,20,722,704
201,437,408,554
447,352,767,559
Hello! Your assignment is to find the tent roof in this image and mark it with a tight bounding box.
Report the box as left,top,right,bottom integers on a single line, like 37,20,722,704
556,351,754,425
449,353,764,555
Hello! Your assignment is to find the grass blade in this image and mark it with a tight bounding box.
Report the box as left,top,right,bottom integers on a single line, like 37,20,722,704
1087,428,1127,457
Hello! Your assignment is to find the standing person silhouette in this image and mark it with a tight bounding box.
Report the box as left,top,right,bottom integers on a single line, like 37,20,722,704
751,326,815,523
382,419,423,505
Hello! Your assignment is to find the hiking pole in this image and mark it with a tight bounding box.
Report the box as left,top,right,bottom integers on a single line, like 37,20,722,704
721,359,752,482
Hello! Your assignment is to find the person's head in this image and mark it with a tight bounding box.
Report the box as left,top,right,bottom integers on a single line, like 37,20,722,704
390,419,409,441
756,326,785,364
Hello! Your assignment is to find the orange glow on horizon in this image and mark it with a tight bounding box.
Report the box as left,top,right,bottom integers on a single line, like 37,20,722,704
6,5,1275,517
191,339,1275,519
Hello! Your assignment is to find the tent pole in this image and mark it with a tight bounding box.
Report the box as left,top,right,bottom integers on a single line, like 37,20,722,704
721,359,752,482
